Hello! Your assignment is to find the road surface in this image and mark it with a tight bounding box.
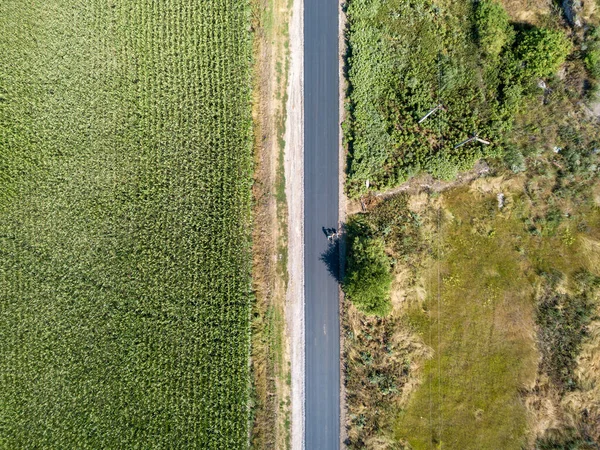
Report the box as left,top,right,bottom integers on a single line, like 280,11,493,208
304,0,340,449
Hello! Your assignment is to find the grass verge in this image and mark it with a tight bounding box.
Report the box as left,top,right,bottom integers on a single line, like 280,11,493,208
250,0,293,448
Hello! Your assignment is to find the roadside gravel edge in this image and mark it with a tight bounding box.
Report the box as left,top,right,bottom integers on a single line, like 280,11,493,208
285,0,305,448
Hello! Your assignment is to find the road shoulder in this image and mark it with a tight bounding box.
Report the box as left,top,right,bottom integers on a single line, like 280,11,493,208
284,0,305,448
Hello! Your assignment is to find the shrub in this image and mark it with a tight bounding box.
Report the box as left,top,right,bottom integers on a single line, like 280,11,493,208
502,144,526,172
536,291,594,390
344,235,393,316
516,28,572,78
586,48,600,78
367,194,424,263
475,0,513,58
584,27,600,79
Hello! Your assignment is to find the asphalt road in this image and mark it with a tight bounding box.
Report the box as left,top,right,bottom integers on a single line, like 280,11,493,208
304,1,340,449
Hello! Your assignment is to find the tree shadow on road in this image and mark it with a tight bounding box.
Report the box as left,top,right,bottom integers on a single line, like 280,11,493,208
320,240,343,283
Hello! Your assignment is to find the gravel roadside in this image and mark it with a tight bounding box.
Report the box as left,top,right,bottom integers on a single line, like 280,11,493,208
284,0,305,448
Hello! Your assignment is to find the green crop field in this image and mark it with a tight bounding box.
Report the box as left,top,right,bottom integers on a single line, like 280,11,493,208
0,1,253,448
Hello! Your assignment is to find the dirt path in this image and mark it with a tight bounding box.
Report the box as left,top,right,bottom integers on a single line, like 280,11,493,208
284,0,304,448
347,161,491,215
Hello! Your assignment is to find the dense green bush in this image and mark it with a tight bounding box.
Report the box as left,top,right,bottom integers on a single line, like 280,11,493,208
502,144,527,172
584,27,600,79
516,28,572,78
345,0,579,197
344,0,573,197
345,0,500,196
344,234,393,317
475,0,513,58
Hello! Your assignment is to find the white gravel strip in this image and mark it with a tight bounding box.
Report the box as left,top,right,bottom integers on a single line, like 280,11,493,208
285,0,305,448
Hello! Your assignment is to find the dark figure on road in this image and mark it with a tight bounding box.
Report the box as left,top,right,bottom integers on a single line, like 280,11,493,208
322,227,338,242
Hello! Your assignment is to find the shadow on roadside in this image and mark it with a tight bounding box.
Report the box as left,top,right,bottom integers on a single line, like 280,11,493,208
320,239,343,283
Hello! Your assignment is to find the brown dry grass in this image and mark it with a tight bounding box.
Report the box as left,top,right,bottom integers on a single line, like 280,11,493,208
593,183,600,207
497,0,554,25
580,236,600,272
344,299,433,449
250,0,292,448
563,313,600,440
582,0,599,24
524,297,600,447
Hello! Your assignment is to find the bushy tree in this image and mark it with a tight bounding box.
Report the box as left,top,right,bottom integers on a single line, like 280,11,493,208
475,0,513,58
516,28,572,77
502,144,526,173
343,235,392,316
584,27,600,79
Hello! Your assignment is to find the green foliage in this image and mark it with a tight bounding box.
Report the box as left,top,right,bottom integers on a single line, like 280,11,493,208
503,144,527,173
0,1,253,448
516,27,572,78
584,27,600,79
554,125,600,178
344,0,542,197
344,230,393,317
475,0,514,58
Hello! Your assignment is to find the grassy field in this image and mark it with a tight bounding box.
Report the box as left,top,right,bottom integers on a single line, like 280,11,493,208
395,180,600,449
0,1,253,448
343,174,600,448
397,186,539,449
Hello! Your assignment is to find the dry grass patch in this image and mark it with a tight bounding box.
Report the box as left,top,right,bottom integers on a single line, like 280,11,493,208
250,0,293,448
497,0,554,25
344,302,432,449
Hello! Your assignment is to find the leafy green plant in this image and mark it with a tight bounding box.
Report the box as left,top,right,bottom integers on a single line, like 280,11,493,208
503,144,527,173
584,27,600,79
344,0,569,197
475,0,514,58
516,27,572,78
344,233,393,316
